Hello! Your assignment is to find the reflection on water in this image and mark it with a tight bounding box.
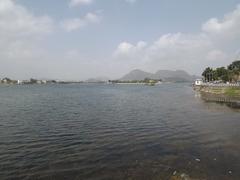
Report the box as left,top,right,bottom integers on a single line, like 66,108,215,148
0,84,240,180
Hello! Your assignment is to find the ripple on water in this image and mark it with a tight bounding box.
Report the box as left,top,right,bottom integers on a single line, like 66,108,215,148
0,84,240,180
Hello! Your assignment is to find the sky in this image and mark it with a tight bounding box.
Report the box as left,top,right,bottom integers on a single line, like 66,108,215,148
0,0,240,80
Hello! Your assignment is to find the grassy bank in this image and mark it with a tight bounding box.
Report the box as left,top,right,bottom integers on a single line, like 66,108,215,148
225,88,240,96
198,86,240,97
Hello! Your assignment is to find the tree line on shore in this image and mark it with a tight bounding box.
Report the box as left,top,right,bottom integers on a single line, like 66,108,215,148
0,78,58,85
202,61,240,83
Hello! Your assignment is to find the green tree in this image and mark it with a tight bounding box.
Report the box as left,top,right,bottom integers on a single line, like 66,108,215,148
228,61,240,82
228,61,240,71
202,67,214,82
30,78,38,84
215,67,229,82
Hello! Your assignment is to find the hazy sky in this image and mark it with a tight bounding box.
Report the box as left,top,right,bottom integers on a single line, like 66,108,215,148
1,0,240,80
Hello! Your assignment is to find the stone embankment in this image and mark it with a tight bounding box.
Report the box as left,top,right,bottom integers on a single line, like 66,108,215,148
194,83,240,105
194,83,240,96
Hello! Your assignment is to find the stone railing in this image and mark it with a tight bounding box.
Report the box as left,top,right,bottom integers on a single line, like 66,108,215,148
201,83,240,87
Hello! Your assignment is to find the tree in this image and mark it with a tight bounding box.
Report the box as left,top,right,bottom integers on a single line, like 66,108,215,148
202,61,240,83
30,78,38,84
215,67,228,82
227,61,240,82
202,67,214,82
144,77,151,83
228,61,240,71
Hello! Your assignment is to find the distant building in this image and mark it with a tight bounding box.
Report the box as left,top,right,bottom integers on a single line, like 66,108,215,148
195,79,203,86
2,78,8,83
37,80,42,84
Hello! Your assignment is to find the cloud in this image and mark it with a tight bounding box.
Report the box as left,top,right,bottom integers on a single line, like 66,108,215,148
113,41,147,62
114,41,146,55
113,33,224,74
202,4,240,40
60,12,101,32
0,0,53,59
1,0,239,80
0,0,53,37
69,0,93,7
114,34,230,75
113,3,240,75
0,0,54,79
69,0,136,7
206,50,227,62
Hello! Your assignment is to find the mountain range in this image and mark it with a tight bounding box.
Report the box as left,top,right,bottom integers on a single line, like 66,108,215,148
120,69,199,82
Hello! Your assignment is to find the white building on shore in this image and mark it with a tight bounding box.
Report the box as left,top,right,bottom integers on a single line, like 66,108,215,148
195,79,203,86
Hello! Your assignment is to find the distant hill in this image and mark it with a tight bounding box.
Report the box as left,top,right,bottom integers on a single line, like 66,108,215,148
85,77,109,83
120,69,153,81
120,69,199,82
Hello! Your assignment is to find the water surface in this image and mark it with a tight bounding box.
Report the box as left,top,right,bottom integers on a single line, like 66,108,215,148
0,83,239,179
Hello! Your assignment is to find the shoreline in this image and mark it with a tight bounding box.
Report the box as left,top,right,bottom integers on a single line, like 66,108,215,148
194,84,240,97
194,84,240,106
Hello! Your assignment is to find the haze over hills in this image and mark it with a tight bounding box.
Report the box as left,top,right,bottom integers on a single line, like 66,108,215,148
120,69,199,82
86,77,109,83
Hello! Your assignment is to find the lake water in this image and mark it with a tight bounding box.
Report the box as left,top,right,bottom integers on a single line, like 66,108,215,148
0,83,240,180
